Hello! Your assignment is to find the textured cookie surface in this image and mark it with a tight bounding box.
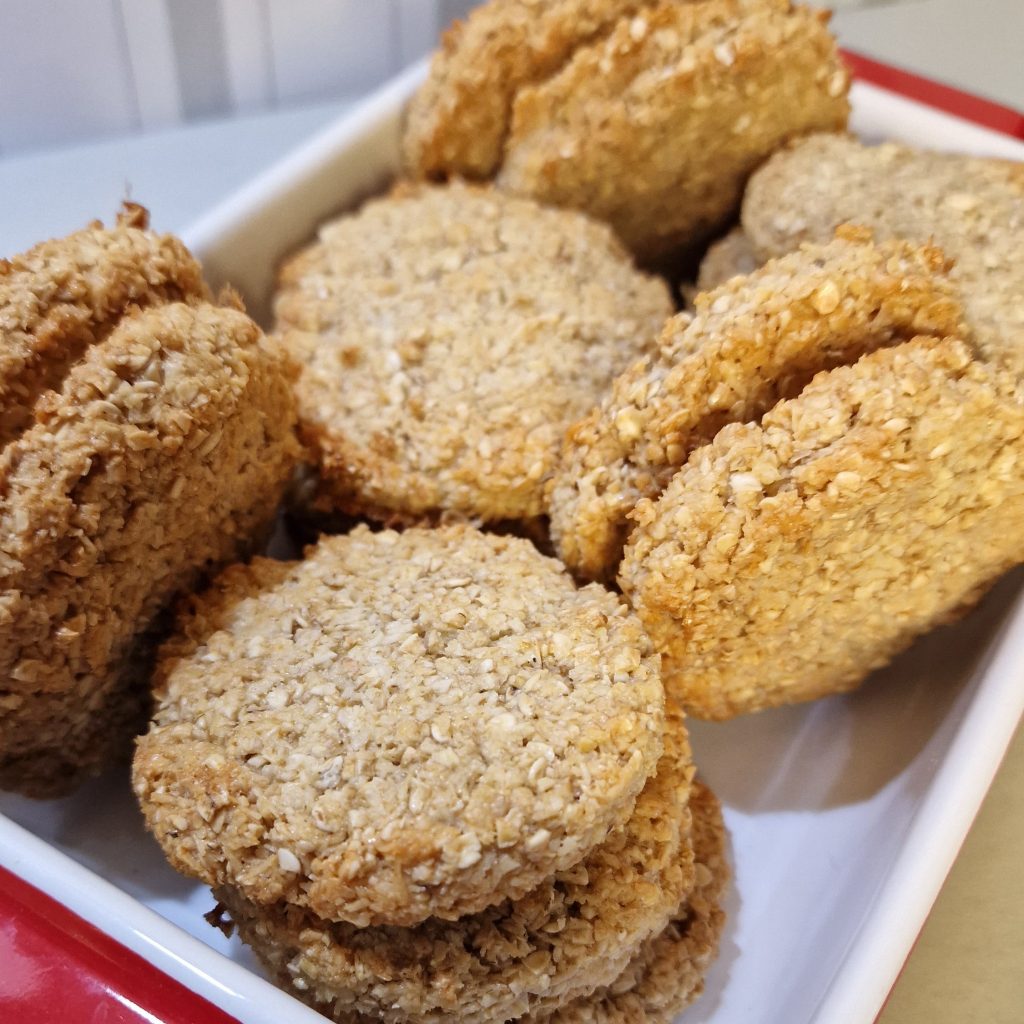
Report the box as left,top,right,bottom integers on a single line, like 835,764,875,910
403,0,649,180
0,203,207,448
696,226,760,291
275,182,671,524
620,338,1024,719
214,702,692,1024
1,299,298,796
742,133,1024,375
525,781,728,1024
134,525,664,927
496,0,850,258
549,232,965,580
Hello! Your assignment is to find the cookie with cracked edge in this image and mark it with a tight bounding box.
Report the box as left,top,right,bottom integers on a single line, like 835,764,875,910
133,525,665,928
620,337,1024,719
275,181,671,525
495,0,850,259
211,701,693,1024
0,295,299,797
549,231,966,581
524,781,728,1024
742,132,1024,377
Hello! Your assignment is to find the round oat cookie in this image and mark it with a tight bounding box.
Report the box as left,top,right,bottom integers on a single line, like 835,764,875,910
742,132,1024,377
212,701,693,1024
495,0,850,260
133,525,665,928
549,232,965,581
274,181,672,525
620,337,1024,719
0,299,299,797
524,781,728,1024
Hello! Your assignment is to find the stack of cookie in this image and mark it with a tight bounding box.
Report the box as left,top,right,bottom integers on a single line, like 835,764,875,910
133,526,728,1022
0,205,299,797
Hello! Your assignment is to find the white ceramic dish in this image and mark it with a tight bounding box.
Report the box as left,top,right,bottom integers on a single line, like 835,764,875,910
1,60,1022,1024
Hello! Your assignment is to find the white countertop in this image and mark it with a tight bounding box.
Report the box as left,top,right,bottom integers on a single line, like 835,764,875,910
1,3,1021,1021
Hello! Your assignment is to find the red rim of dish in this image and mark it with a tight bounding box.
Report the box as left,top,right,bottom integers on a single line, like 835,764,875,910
0,54,1021,1024
0,865,238,1024
841,48,1024,139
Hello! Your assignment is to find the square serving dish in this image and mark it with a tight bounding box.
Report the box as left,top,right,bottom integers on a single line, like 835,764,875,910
1,55,1022,1024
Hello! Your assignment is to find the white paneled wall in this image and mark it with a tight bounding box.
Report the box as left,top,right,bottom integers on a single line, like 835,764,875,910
0,0,477,156
0,0,936,159
0,0,139,153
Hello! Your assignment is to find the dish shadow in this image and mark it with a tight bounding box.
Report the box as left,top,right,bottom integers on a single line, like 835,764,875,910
0,767,198,906
678,825,741,1023
688,567,1023,815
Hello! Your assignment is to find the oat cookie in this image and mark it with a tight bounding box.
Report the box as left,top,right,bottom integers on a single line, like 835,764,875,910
403,0,650,180
549,232,965,580
525,781,728,1024
696,226,760,291
213,702,692,1024
1,298,298,796
275,182,671,525
620,338,1024,719
496,0,850,259
742,133,1024,375
0,203,207,447
134,525,665,927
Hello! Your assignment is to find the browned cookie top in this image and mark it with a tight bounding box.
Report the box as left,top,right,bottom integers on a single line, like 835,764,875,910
134,525,665,928
497,0,850,259
549,232,965,580
0,203,208,448
1,297,298,795
276,182,670,524
406,0,850,259
403,0,650,180
621,338,1024,719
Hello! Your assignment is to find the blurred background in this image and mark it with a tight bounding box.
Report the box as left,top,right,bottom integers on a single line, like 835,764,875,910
0,0,1020,157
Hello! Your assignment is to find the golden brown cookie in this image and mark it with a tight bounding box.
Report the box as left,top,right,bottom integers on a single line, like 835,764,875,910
620,337,1024,719
134,525,665,928
1,297,298,796
403,0,649,180
742,132,1024,376
275,182,671,525
212,702,693,1024
549,232,965,580
495,0,850,259
525,781,728,1024
0,203,207,448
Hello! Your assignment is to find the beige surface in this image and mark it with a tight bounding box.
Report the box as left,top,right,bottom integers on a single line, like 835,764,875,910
878,721,1024,1024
